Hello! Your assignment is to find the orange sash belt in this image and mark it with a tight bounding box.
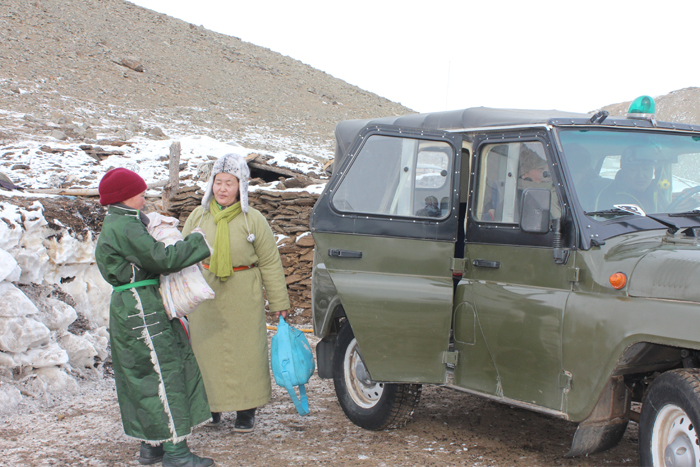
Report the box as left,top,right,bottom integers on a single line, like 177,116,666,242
202,263,255,272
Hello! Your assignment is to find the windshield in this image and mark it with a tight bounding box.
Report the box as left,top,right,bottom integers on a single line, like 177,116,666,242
558,129,700,218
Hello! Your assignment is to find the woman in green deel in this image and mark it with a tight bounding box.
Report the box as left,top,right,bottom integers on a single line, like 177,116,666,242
182,153,290,432
94,168,215,467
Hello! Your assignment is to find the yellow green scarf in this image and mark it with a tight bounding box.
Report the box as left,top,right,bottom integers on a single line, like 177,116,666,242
209,199,242,280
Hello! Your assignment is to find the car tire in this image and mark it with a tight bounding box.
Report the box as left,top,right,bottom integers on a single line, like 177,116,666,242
639,369,700,467
332,322,422,431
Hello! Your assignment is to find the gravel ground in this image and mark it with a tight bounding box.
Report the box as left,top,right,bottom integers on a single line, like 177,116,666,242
0,334,640,467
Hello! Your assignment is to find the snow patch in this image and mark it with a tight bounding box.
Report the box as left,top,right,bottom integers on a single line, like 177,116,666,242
0,202,111,409
0,383,22,416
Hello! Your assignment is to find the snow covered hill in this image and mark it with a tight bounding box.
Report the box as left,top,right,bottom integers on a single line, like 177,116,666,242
0,0,411,158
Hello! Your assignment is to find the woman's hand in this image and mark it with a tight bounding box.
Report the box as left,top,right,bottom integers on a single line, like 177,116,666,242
191,228,213,255
277,309,289,320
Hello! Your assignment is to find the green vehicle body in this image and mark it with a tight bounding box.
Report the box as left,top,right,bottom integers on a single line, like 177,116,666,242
310,107,700,457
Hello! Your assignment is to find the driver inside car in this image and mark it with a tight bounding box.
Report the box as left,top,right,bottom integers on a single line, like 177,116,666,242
595,148,667,214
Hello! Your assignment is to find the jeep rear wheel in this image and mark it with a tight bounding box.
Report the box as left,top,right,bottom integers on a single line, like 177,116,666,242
639,369,700,467
332,323,422,430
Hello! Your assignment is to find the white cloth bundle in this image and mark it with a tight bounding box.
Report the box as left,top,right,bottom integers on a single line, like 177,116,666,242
146,212,215,319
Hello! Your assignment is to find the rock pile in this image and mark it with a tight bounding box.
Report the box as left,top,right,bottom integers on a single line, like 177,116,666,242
79,144,126,162
165,185,321,319
168,185,206,224
248,190,319,317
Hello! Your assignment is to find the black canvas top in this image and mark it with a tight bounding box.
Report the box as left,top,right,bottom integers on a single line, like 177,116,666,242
334,107,590,161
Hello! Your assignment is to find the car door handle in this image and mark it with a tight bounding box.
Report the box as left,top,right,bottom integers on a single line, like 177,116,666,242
472,259,500,269
329,249,363,258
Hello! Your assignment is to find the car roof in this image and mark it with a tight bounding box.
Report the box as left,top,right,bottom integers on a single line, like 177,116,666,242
334,107,589,161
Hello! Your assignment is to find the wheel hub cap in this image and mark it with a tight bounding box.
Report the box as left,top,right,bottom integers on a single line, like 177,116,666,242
354,358,372,385
665,435,694,467
344,338,384,408
651,404,700,467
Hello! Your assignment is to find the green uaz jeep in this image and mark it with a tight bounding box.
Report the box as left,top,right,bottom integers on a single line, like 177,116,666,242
310,97,700,465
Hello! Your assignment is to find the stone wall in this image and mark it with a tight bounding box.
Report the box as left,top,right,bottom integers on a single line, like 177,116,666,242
167,186,321,321
248,190,319,318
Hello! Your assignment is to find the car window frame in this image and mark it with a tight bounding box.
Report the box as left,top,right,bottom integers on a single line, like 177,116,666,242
330,134,454,221
466,131,563,248
312,125,462,242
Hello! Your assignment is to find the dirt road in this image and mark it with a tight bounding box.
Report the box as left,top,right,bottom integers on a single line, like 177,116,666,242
0,334,639,467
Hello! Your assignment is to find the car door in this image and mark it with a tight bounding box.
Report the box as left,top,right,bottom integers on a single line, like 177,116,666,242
454,132,575,411
311,126,462,383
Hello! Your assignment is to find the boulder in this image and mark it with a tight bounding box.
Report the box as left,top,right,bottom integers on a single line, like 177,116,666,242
28,367,78,394
12,342,69,368
0,282,40,317
57,332,98,369
119,57,145,72
148,127,168,139
34,298,77,332
0,316,51,353
0,351,15,367
50,130,68,141
0,248,21,282
83,326,109,361
0,384,22,416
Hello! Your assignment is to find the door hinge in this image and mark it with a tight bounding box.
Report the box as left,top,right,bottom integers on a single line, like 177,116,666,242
559,370,573,390
450,258,466,274
567,268,580,283
442,350,459,365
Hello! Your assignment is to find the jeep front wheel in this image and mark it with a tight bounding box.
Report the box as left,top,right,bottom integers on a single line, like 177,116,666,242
332,323,422,430
639,369,700,466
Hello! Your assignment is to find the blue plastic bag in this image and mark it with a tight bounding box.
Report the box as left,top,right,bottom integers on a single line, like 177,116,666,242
271,316,315,415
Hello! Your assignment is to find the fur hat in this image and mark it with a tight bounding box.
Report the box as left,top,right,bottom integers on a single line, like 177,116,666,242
201,153,250,212
98,168,147,206
519,145,547,174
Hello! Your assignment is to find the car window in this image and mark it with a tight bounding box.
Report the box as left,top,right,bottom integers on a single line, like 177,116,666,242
560,129,700,215
599,155,621,180
473,141,558,223
332,135,452,219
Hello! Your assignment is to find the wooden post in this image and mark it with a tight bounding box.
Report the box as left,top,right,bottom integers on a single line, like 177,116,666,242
162,141,181,213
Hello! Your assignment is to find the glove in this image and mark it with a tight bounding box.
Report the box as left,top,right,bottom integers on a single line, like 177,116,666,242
191,228,213,255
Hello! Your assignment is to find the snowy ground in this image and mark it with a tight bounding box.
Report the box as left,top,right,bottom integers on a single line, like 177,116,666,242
0,130,327,194
0,333,641,467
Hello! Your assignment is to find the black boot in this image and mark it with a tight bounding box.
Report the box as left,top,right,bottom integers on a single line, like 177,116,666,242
205,412,221,427
233,408,256,433
139,442,164,465
162,440,214,467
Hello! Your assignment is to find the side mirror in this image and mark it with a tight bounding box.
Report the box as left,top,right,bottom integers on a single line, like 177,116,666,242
520,188,551,233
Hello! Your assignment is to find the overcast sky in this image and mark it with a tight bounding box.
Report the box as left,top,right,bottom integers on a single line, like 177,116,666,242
129,0,698,114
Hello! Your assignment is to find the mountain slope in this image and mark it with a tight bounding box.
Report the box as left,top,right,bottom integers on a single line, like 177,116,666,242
602,87,700,124
0,0,411,156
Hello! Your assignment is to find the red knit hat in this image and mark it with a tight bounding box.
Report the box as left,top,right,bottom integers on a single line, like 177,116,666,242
98,168,147,205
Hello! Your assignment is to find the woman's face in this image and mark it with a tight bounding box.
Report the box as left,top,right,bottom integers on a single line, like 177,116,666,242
213,173,240,207
122,191,146,210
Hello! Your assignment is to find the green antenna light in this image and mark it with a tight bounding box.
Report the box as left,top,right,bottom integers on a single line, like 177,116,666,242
627,95,656,116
